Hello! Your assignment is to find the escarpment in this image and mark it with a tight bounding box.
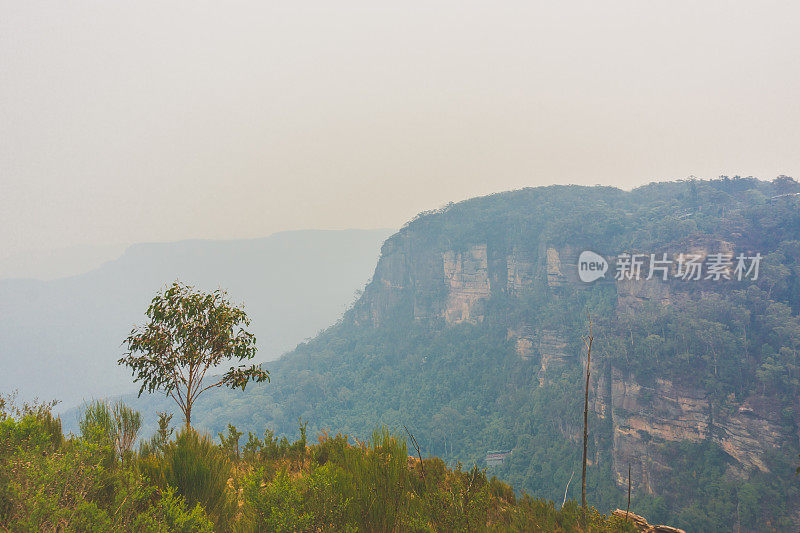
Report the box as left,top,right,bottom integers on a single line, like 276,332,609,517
349,185,800,516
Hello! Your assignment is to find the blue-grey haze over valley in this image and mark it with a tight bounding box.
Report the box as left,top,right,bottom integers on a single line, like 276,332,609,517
0,229,392,411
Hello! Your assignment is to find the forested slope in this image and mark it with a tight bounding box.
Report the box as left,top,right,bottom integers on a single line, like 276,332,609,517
107,177,800,531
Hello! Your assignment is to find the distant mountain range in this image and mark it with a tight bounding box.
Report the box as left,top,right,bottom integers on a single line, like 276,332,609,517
0,229,392,411
0,243,129,281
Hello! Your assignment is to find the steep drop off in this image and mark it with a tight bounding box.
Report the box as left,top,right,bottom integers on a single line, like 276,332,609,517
355,223,798,497
118,178,800,531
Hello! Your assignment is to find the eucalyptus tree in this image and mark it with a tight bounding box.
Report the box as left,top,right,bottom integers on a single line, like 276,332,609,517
119,281,269,427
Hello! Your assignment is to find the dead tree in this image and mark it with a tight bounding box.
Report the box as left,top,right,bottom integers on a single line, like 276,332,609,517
403,425,425,481
581,313,594,511
626,463,631,522
562,470,575,508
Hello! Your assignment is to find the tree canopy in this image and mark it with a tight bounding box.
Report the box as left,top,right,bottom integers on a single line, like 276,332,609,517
118,281,269,426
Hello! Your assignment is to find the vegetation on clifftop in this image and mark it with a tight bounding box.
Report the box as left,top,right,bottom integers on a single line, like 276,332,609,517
0,395,636,532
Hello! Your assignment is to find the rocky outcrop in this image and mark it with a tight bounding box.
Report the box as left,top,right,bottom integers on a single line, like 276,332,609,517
614,237,742,311
356,227,792,486
359,228,748,326
715,397,787,473
536,330,570,384
611,510,686,533
358,238,545,325
546,248,565,287
667,236,735,265
353,232,447,325
506,248,537,295
545,246,582,287
507,326,536,360
616,277,670,312
442,245,491,324
606,369,790,492
358,236,606,326
608,370,709,493
506,327,572,384
346,186,800,528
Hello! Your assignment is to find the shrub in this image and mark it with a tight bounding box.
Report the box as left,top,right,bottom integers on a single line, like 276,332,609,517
152,427,235,529
340,428,412,531
139,411,174,458
302,463,354,531
79,400,142,457
241,469,311,532
132,486,214,533
217,424,242,462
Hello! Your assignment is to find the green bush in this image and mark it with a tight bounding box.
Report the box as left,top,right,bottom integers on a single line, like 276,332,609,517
139,411,174,458
131,486,214,533
339,428,412,531
241,468,311,533
302,463,354,532
150,427,235,529
1,399,641,532
79,400,142,458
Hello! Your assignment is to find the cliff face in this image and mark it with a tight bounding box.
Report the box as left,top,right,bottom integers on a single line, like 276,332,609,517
356,234,548,326
354,231,446,324
442,245,491,324
353,229,798,498
599,369,791,493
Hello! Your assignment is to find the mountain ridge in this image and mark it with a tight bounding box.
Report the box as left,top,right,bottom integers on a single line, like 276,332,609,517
128,178,800,531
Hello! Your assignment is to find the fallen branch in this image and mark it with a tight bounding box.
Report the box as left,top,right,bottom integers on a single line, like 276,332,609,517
403,424,425,480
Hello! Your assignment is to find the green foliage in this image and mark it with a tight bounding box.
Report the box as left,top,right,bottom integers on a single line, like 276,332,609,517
241,469,312,533
80,400,142,457
0,392,62,454
113,401,143,455
18,177,800,530
118,281,269,426
241,419,308,467
235,425,630,532
79,400,114,443
417,463,493,531
133,486,214,533
511,499,637,532
218,423,242,462
0,400,213,532
301,462,354,531
338,427,412,531
140,411,175,458
0,386,648,533
146,427,235,529
2,399,631,532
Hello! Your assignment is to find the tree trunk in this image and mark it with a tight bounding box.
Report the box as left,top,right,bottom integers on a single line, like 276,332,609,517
626,463,631,522
581,316,593,512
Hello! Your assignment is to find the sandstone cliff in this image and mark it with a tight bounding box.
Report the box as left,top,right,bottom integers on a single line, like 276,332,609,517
352,230,798,502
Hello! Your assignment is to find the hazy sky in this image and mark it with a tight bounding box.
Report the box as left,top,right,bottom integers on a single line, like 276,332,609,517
2,1,799,259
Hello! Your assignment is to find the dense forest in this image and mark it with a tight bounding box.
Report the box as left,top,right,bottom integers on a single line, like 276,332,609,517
61,177,800,531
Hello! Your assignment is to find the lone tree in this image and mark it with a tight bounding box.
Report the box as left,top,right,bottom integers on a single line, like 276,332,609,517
119,281,269,426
